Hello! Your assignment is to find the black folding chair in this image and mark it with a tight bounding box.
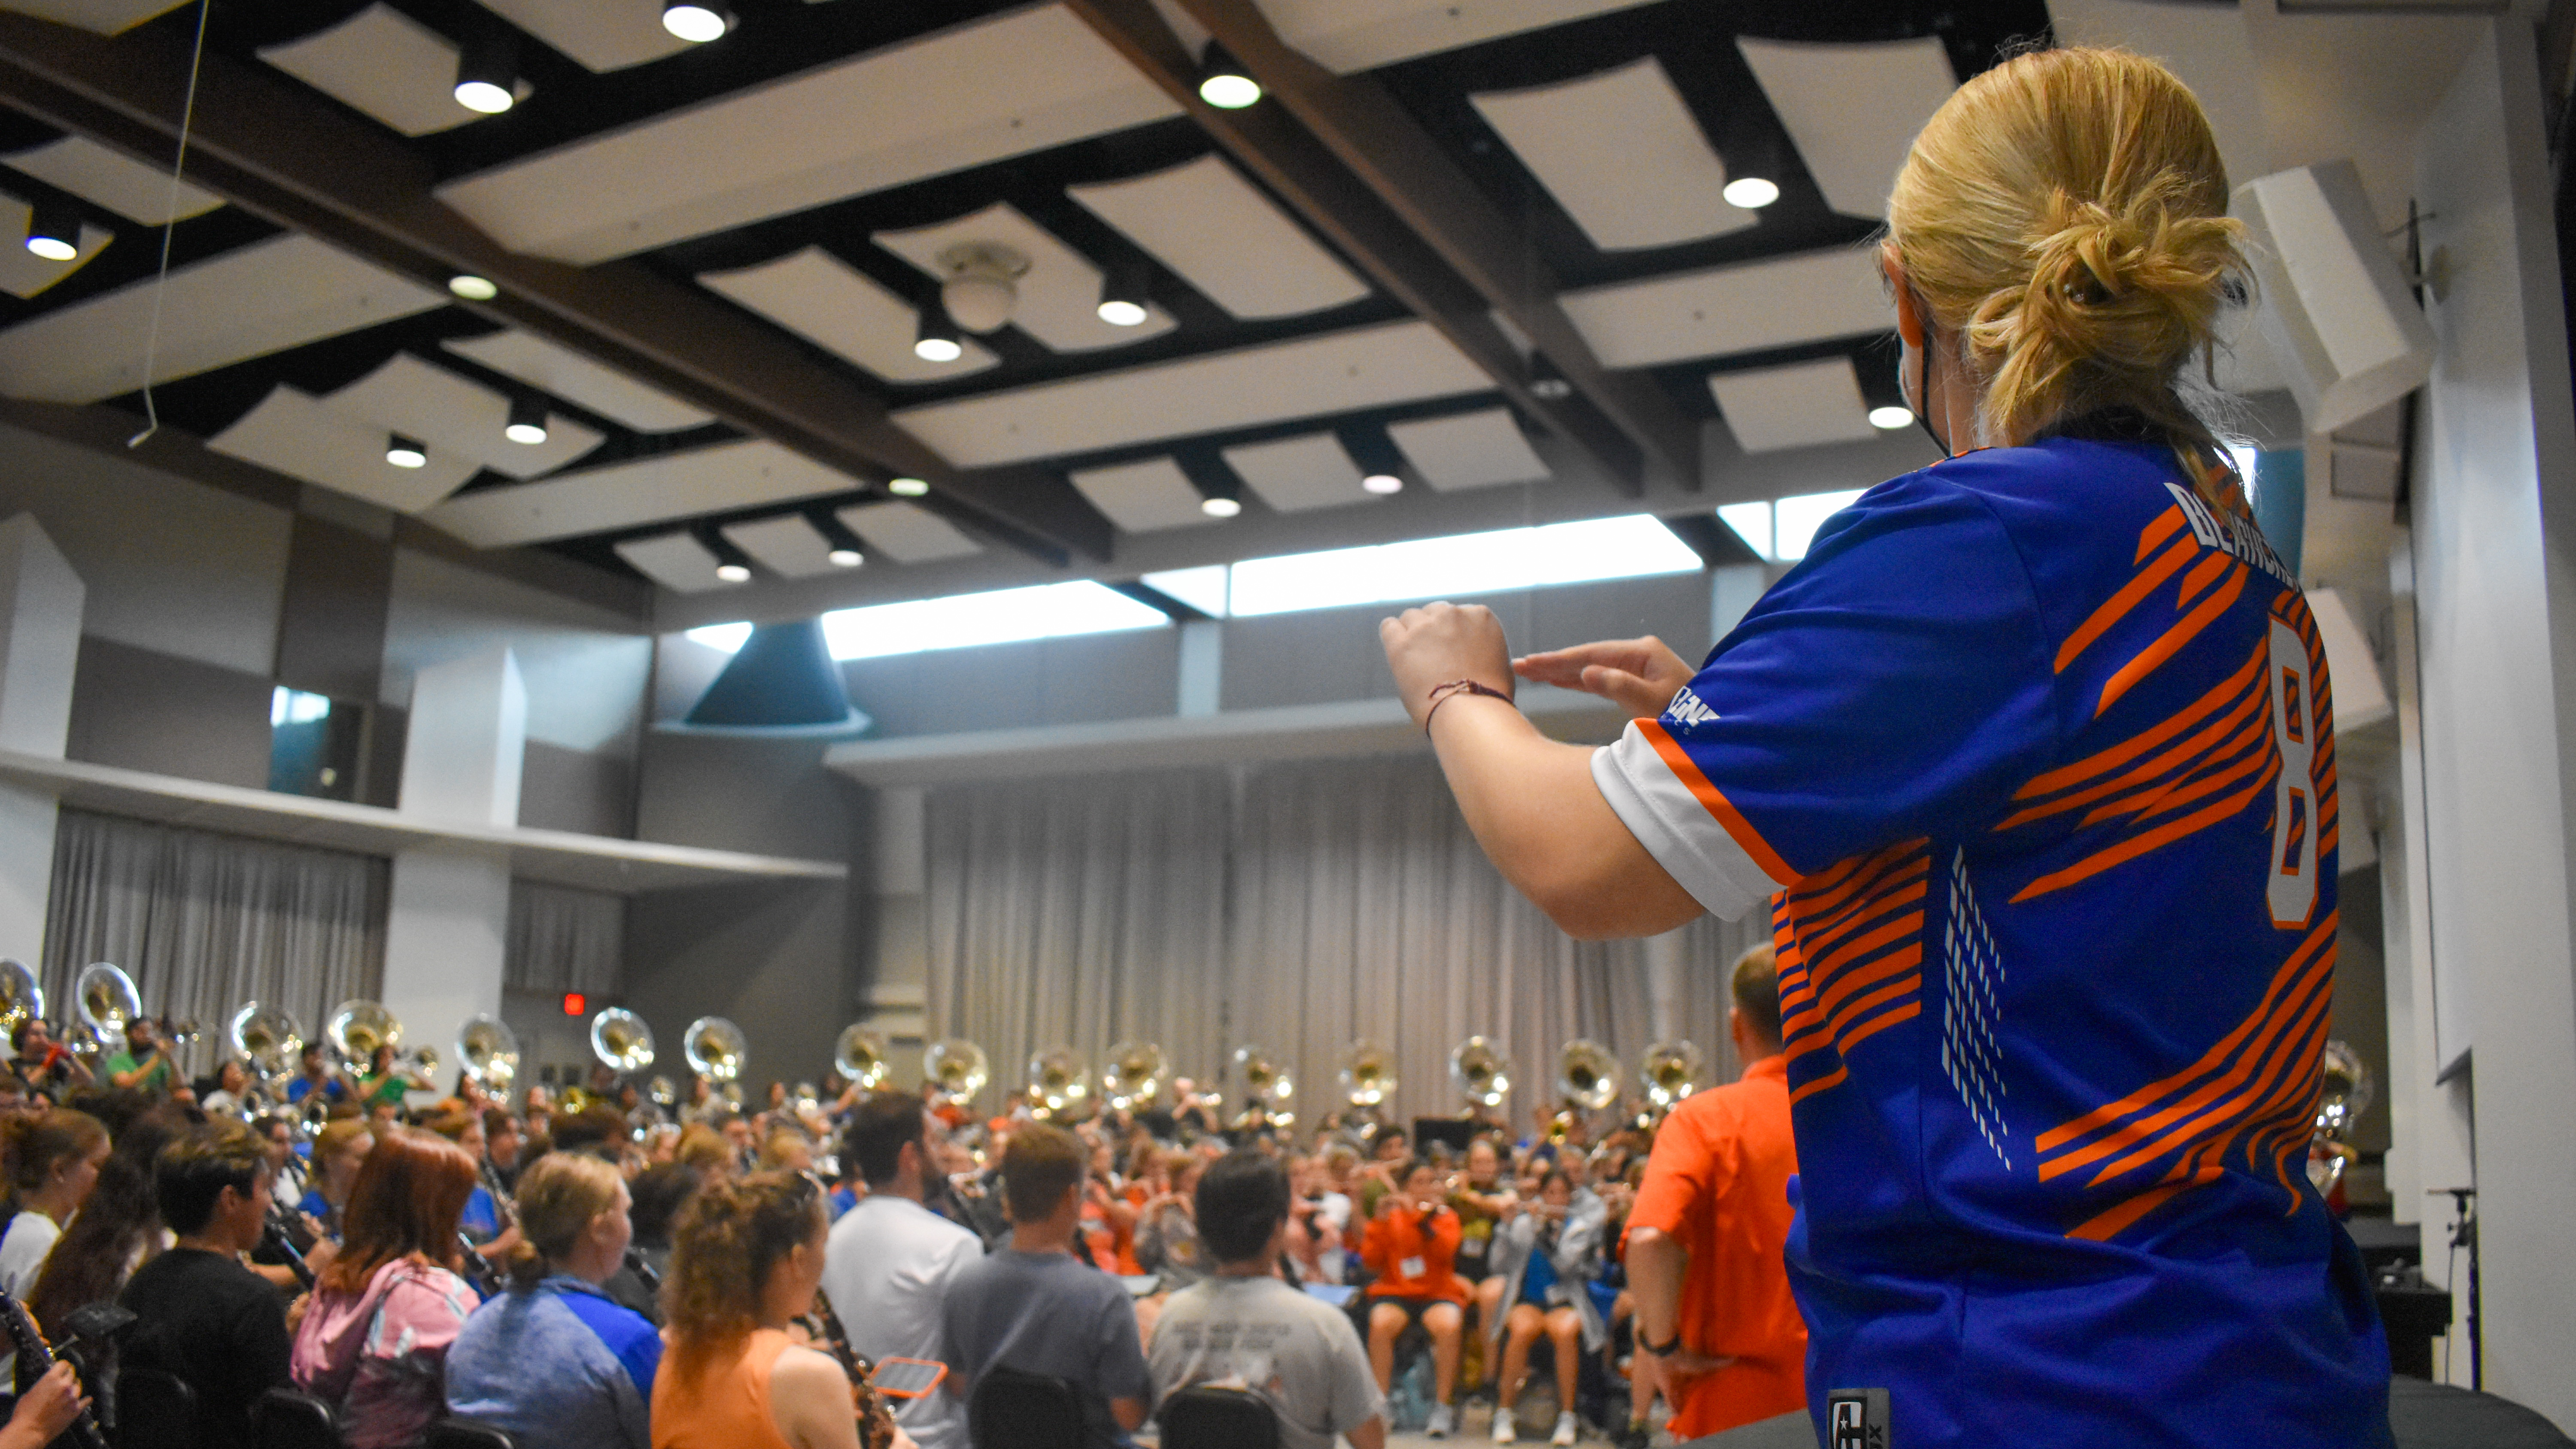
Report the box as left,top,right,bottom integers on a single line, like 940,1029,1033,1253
1160,1384,1282,1449
250,1386,341,1449
113,1367,200,1449
427,1419,516,1449
969,1364,1087,1449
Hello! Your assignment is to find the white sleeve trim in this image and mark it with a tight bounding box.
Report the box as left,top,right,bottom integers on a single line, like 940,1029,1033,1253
1590,722,1787,922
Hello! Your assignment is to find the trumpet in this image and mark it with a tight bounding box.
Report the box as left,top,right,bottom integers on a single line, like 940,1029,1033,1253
1450,1036,1513,1109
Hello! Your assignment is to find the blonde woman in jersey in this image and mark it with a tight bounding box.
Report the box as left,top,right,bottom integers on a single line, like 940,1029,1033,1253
1380,45,2387,1449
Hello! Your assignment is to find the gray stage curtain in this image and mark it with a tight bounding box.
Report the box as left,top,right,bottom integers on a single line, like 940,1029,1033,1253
506,881,626,996
921,757,1764,1126
41,808,388,1078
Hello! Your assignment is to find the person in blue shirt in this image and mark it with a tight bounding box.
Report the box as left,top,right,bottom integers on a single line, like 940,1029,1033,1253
447,1151,660,1449
1379,46,2387,1449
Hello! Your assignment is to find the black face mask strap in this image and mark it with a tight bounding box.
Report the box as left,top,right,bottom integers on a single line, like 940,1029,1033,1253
1914,307,1953,460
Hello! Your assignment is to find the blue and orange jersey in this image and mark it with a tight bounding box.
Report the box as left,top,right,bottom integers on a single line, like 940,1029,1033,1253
1591,433,2389,1449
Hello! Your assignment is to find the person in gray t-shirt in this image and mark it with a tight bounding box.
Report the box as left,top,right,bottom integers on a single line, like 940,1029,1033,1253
941,1124,1152,1449
1149,1151,1388,1449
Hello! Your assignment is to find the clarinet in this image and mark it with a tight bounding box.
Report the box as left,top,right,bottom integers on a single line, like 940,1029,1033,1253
456,1232,503,1298
813,1289,899,1449
263,1203,316,1291
623,1246,660,1294
0,1289,107,1449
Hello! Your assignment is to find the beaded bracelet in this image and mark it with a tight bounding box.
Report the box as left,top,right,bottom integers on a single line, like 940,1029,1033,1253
1422,678,1512,732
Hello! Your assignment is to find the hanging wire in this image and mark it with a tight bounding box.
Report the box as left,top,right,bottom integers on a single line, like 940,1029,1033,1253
127,0,215,449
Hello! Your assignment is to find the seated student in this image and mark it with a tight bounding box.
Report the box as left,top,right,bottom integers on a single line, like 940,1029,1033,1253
298,1117,374,1240
292,1128,484,1449
940,1123,1152,1449
1360,1159,1471,1438
118,1121,296,1449
652,1170,866,1449
1148,1151,1386,1449
447,1153,659,1449
823,1094,982,1449
9,1018,90,1103
284,1041,347,1109
1483,1169,1607,1447
0,1110,109,1297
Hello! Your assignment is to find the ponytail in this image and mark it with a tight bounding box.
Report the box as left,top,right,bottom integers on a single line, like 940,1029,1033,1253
663,1170,822,1376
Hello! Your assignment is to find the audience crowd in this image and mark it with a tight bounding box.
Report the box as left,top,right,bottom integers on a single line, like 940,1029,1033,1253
0,948,1795,1449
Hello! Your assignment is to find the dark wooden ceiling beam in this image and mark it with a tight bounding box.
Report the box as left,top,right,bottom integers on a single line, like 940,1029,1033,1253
0,12,1110,565
1066,0,1699,496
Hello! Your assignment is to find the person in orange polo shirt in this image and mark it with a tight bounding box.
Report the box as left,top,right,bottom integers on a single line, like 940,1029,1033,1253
1361,1158,1471,1437
1621,945,1804,1444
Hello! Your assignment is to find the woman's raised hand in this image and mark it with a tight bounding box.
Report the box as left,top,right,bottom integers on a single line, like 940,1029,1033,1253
1511,636,1695,719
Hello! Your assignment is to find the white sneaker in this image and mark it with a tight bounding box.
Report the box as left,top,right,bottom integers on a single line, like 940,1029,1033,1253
1492,1410,1518,1443
1552,1412,1580,1446
1428,1404,1457,1439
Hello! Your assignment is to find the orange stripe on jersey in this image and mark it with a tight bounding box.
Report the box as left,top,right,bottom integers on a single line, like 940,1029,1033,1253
2056,534,2199,673
2134,504,2189,564
1837,996,1921,1054
2015,643,2268,801
1998,663,2269,829
1788,1064,1848,1106
2036,914,2337,1154
2094,564,2248,718
1638,719,1798,885
2009,761,2274,903
2174,550,2233,608
2080,969,2333,1185
2067,1164,2223,1242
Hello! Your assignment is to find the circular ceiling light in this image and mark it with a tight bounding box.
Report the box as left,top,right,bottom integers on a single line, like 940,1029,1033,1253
385,434,428,469
1198,44,1260,109
914,303,963,363
1361,473,1403,496
1200,496,1242,519
1722,176,1780,210
828,548,863,568
447,273,498,301
22,200,79,262
913,336,963,363
1097,298,1147,326
888,478,930,497
504,396,549,446
662,1,730,42
714,563,751,583
1868,405,1915,430
454,76,516,115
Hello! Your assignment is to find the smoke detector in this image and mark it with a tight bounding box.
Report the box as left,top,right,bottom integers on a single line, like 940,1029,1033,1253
936,242,1030,334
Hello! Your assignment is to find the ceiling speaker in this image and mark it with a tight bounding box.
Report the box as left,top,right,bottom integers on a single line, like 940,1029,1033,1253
2233,160,2435,436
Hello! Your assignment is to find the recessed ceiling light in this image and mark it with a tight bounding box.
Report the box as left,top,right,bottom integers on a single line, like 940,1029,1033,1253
504,396,549,446
714,563,751,583
1361,473,1403,495
1868,405,1914,430
1722,176,1780,210
448,273,498,301
827,548,863,568
1097,298,1148,327
1200,496,1242,519
453,34,519,115
662,1,730,42
888,478,930,498
914,302,963,363
385,434,428,468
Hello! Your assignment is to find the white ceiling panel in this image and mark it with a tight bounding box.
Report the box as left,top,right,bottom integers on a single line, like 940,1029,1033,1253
874,203,1175,352
893,319,1488,468
1067,155,1370,320
1706,356,1877,453
1068,458,1215,533
0,202,109,300
1737,36,1956,220
835,501,984,564
1266,0,1658,73
207,384,480,513
474,0,693,72
722,515,845,579
325,353,604,479
2,136,224,225
419,439,861,547
1472,58,1754,251
699,247,998,384
0,233,445,405
615,533,741,593
1561,248,1889,369
258,5,511,139
3,0,190,33
1387,408,1550,492
433,6,1178,264
1222,433,1370,514
440,330,716,433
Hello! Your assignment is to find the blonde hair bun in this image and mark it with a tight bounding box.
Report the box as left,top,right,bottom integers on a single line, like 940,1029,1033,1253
1889,47,2248,450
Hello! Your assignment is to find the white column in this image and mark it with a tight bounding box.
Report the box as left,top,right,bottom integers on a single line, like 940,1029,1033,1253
1641,928,1687,1048
1176,620,1222,718
1710,563,1768,646
382,649,525,1072
0,516,82,962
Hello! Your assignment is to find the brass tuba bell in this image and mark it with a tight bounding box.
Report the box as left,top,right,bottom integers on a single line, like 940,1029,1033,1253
78,962,143,1054
681,1017,744,1082
1639,1040,1702,1114
924,1038,989,1106
592,1009,656,1074
1102,1041,1165,1111
835,1025,890,1091
231,1002,304,1081
1027,1046,1091,1119
456,1015,521,1088
1340,1040,1397,1108
325,999,398,1064
1449,1036,1513,1109
0,959,43,1039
